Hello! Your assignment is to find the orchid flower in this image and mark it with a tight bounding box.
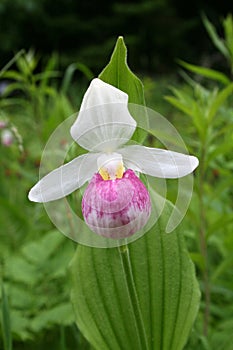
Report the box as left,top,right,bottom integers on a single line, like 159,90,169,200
28,78,198,239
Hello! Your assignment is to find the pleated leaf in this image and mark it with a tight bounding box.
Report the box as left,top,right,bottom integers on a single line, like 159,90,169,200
99,36,145,105
70,197,200,350
99,36,147,143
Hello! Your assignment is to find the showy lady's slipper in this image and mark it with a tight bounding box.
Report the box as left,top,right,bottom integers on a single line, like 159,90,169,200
28,79,198,239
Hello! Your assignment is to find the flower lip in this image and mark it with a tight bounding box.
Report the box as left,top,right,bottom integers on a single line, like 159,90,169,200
82,171,136,213
85,209,150,240
82,169,151,238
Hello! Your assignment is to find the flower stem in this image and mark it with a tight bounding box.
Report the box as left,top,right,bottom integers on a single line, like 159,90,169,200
118,244,149,350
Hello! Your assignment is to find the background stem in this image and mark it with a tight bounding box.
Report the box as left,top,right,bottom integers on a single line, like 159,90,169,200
198,145,210,336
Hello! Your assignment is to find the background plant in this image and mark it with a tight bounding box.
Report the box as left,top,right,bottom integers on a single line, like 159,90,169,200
165,13,233,350
0,51,91,349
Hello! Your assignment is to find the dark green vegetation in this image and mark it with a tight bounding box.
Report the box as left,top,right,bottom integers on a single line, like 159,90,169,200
0,0,232,74
0,11,233,350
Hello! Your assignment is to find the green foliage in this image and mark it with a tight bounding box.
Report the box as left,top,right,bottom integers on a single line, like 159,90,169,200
71,197,200,350
4,230,75,339
202,14,233,74
165,82,233,142
1,285,12,350
165,13,233,350
0,50,89,349
177,60,230,85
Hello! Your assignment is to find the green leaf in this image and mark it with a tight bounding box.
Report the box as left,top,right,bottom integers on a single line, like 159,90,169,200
70,197,200,350
38,52,59,89
5,256,39,286
61,62,94,94
207,83,233,122
202,14,229,60
223,14,233,68
206,140,233,164
165,93,206,141
21,230,65,264
1,285,12,350
99,36,147,143
212,254,233,281
10,310,32,341
99,37,145,105
30,303,74,333
0,50,25,78
1,82,28,97
34,71,61,83
165,95,192,117
206,214,233,239
178,60,230,85
0,70,27,82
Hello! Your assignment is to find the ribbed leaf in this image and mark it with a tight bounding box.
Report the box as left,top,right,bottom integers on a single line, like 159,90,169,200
99,37,145,105
99,36,147,144
70,196,200,350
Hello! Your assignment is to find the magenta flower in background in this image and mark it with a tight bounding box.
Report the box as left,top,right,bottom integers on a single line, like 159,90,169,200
0,120,7,129
28,79,198,239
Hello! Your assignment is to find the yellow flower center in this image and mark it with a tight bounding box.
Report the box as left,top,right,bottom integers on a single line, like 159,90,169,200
97,153,125,180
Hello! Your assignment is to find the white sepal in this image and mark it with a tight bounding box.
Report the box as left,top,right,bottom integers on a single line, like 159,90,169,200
79,78,128,111
70,79,136,152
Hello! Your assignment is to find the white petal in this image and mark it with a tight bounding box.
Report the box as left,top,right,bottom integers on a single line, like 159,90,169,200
70,79,136,152
28,153,100,202
119,145,199,178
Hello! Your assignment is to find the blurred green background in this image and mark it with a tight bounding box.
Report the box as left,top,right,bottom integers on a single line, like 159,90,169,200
0,1,233,349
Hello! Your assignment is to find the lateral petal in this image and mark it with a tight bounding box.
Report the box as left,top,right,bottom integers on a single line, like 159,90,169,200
119,145,199,178
28,153,100,202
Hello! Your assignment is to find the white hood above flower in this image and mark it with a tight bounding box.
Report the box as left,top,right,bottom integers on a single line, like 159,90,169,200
70,79,137,152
